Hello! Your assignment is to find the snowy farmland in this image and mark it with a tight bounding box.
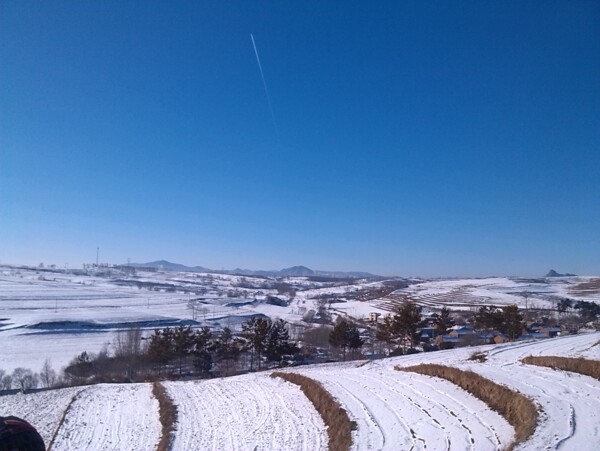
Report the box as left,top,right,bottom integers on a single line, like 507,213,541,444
1,332,598,450
1,264,599,373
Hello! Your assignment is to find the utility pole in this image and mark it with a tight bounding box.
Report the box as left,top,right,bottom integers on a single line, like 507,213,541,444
96,247,99,266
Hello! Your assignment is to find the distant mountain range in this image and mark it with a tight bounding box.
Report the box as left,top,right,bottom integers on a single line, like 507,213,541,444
126,261,379,279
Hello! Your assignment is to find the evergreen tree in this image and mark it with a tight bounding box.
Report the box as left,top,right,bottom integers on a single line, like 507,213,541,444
64,352,94,385
265,319,298,366
393,302,423,352
574,300,600,322
173,325,194,376
474,305,502,332
376,314,396,353
499,305,524,340
241,317,271,370
329,318,363,361
214,327,242,376
557,298,573,314
148,328,173,374
347,322,364,359
433,307,453,337
193,327,213,376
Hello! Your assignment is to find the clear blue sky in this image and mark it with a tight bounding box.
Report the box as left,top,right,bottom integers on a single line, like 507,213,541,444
1,1,599,277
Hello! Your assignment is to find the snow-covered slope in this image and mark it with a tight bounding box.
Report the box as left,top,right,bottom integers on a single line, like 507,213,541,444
289,363,513,450
1,333,598,451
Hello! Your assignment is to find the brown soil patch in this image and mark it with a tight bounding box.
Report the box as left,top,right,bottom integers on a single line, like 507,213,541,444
152,381,178,451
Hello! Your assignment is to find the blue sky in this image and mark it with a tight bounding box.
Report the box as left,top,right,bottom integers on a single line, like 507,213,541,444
1,1,599,277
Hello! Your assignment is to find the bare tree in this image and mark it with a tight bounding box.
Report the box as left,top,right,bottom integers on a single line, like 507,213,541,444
188,299,208,322
0,370,12,390
199,306,209,322
187,298,200,321
113,328,144,380
12,368,39,393
40,359,57,388
114,327,143,358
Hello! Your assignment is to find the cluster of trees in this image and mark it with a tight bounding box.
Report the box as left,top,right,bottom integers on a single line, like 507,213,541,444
558,299,600,321
556,298,600,332
147,319,298,377
60,318,301,385
328,318,363,360
0,359,57,393
376,302,430,353
474,305,524,339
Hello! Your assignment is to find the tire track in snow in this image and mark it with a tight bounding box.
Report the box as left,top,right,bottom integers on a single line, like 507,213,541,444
457,354,600,449
326,379,387,450
353,372,450,450
359,370,510,451
50,383,161,451
296,361,515,451
297,367,443,450
166,374,327,451
401,375,507,450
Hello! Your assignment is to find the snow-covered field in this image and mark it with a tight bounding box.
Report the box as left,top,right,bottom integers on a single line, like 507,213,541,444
166,374,327,451
386,333,600,450
287,362,514,450
378,276,600,312
1,264,598,374
1,333,599,450
0,384,160,450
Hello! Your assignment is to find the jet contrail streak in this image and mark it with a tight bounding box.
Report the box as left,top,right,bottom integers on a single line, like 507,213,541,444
251,33,278,133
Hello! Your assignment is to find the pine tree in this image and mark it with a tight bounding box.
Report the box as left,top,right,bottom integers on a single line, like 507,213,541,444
376,314,396,354
193,327,213,376
214,327,242,376
241,317,271,370
265,319,298,367
434,307,454,337
500,305,524,340
148,328,174,374
173,325,194,376
329,318,363,361
393,302,423,352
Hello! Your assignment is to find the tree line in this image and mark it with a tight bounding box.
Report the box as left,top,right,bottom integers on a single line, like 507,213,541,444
4,298,597,392
60,318,302,385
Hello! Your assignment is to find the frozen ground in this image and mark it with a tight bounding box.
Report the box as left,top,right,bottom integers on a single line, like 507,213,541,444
0,333,598,450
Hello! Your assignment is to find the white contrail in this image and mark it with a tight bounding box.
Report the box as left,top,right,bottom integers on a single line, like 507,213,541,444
250,33,278,133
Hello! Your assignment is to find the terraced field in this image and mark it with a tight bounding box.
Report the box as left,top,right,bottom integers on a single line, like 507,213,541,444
1,333,599,450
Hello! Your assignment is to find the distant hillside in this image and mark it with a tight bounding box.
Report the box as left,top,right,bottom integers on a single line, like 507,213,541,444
546,269,577,277
279,266,314,277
